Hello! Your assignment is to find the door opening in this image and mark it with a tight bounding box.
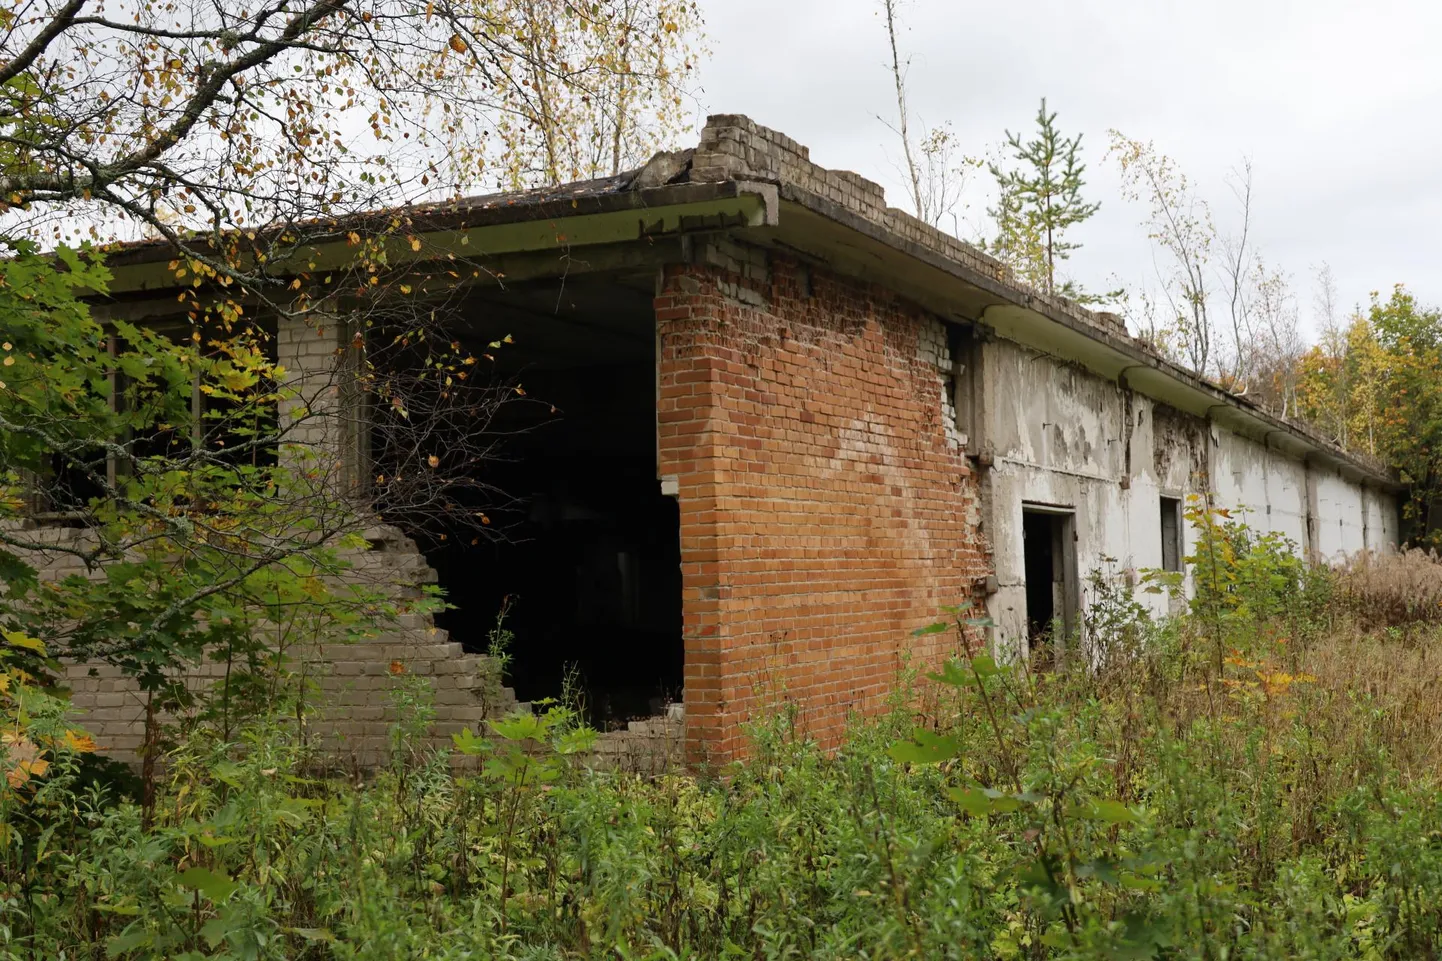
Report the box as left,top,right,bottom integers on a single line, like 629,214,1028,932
369,276,684,730
1022,506,1078,659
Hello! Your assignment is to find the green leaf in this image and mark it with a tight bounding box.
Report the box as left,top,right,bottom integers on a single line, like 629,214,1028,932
201,916,231,949
887,728,960,764
1016,856,1066,898
106,926,153,957
948,786,994,816
336,532,369,550
1040,928,1074,949
211,761,245,788
1112,912,1171,958
949,785,1030,815
1076,856,1121,885
451,726,488,755
1067,799,1140,824
2,630,44,653
177,866,239,903
271,798,317,826
285,927,335,942
926,659,971,687
490,712,543,742
911,621,950,637
553,727,598,755
983,787,1025,813
970,654,1001,678
194,833,235,849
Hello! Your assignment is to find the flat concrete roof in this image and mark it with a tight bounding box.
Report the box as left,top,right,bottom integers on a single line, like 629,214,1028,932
96,114,1399,491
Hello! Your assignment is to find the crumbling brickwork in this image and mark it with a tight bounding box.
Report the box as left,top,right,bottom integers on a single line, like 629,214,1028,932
275,310,369,495
49,524,520,765
687,114,1128,338
589,706,685,774
657,252,989,764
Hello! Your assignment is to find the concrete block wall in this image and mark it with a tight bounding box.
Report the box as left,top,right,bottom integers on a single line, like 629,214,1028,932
275,310,368,496
52,523,523,766
587,705,685,774
656,252,989,764
983,337,1401,648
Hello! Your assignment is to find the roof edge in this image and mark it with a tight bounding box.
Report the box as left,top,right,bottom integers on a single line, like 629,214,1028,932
683,114,1396,491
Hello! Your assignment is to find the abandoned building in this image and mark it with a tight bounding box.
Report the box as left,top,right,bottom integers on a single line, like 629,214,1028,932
53,115,1399,766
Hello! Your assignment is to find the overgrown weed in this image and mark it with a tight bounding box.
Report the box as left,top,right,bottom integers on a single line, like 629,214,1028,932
2,509,1442,958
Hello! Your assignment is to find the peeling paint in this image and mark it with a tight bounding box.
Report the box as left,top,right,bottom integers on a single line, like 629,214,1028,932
982,339,1399,656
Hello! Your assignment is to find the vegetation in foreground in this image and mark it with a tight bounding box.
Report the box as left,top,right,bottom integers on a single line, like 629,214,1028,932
0,513,1441,959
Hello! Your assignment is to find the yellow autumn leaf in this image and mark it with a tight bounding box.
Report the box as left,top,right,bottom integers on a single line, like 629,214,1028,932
448,34,468,54
2,631,44,653
14,757,47,785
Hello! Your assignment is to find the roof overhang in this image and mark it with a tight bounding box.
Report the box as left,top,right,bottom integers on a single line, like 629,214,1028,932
756,186,1400,492
99,174,1398,492
103,180,778,295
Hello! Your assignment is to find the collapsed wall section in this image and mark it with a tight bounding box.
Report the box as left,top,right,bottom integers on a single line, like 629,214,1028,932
656,251,989,764
36,308,525,767
51,524,521,766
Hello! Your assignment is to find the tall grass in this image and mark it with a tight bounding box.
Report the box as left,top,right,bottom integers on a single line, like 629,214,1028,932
6,530,1442,958
1336,547,1442,629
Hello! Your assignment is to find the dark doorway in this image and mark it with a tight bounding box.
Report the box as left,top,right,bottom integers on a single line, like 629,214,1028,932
372,275,684,729
1022,506,1077,656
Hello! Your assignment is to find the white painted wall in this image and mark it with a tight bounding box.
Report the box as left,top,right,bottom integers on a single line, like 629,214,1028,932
982,339,1399,651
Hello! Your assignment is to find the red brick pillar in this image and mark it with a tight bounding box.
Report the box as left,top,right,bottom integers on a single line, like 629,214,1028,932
656,258,989,766
656,266,734,765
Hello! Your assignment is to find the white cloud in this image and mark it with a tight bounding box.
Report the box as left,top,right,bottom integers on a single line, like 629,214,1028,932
694,0,1442,327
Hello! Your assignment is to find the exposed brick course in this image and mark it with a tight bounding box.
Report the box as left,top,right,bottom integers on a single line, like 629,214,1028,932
658,252,989,764
46,524,522,767
687,115,1128,339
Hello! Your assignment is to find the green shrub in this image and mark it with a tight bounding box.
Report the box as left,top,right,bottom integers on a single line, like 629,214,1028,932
2,563,1442,958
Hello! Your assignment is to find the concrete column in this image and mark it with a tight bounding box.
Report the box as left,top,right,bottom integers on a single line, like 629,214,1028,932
1303,460,1321,566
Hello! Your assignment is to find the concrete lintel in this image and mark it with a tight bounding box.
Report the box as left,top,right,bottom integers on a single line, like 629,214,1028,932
102,182,773,295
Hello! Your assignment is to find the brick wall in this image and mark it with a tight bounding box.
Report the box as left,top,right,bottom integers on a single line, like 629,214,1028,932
48,523,522,766
657,251,989,764
687,114,1127,339
275,310,368,496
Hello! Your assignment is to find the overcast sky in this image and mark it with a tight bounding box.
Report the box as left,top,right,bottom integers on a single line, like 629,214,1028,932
692,0,1442,336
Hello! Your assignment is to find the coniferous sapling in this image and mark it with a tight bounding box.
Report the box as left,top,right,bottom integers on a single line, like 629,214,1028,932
989,98,1101,300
